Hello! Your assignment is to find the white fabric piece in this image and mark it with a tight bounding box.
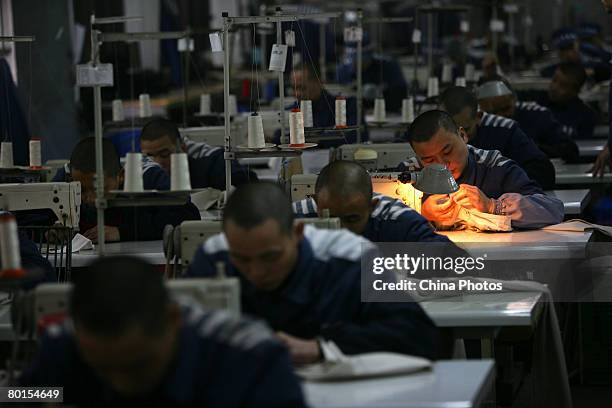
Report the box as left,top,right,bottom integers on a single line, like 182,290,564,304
455,207,512,232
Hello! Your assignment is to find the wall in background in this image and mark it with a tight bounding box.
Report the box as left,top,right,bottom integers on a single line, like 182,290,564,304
12,0,79,160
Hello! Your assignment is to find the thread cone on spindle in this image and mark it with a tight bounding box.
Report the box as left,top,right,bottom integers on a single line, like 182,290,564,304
373,98,386,122
289,109,305,146
401,98,415,123
300,100,314,128
247,113,266,148
170,153,192,191
465,64,475,82
112,99,125,122
123,153,144,192
335,96,347,128
29,139,42,169
455,77,467,87
441,64,453,84
139,94,152,118
199,94,211,115
427,77,439,98
0,142,14,168
0,212,25,279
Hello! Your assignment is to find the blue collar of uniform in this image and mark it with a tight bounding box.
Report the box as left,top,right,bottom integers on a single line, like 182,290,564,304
456,150,475,186
274,237,315,305
162,313,199,404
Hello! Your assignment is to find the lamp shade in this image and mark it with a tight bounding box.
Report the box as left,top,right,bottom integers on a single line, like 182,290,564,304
476,81,512,100
413,164,458,194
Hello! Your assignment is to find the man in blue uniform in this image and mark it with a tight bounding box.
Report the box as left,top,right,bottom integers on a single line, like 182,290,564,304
541,62,598,141
337,35,408,111
476,80,579,163
20,256,306,407
437,86,556,190
292,160,451,243
400,110,564,229
187,181,438,362
540,28,582,78
55,138,199,242
140,118,257,190
591,0,612,177
274,62,367,148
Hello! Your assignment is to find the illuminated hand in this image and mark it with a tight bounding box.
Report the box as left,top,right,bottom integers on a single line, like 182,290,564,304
452,184,494,213
83,226,120,243
276,331,321,364
421,194,460,226
589,145,611,178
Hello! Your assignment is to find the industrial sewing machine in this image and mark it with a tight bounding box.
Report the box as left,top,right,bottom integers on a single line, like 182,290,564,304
0,182,81,228
179,115,247,147
13,276,241,337
289,173,423,212
333,143,416,170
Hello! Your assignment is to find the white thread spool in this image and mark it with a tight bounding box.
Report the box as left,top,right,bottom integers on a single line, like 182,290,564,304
139,94,152,118
228,94,238,116
401,98,415,123
373,98,386,122
247,113,266,148
335,97,347,128
442,64,453,83
29,139,42,168
455,77,467,87
427,77,439,97
0,212,22,274
289,109,305,145
465,64,476,82
300,100,314,128
0,142,14,168
199,94,211,115
123,152,144,192
112,99,125,122
170,153,192,191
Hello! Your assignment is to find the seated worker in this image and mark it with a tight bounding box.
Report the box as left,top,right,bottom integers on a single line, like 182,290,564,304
17,230,56,284
274,61,368,148
401,110,564,229
56,137,199,242
577,22,612,82
292,160,452,243
337,34,408,111
541,62,598,140
476,80,579,163
540,28,582,78
437,86,556,190
592,0,612,177
187,182,438,362
20,256,306,407
140,118,257,190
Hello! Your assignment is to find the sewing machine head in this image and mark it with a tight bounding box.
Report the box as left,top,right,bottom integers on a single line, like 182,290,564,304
0,182,81,228
173,220,223,267
334,143,416,170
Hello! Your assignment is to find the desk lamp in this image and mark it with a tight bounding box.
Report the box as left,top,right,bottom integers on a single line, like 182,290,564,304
373,164,459,195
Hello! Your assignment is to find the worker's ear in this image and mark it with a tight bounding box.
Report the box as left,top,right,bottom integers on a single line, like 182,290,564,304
476,110,484,121
293,221,305,241
458,127,469,143
370,197,380,211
